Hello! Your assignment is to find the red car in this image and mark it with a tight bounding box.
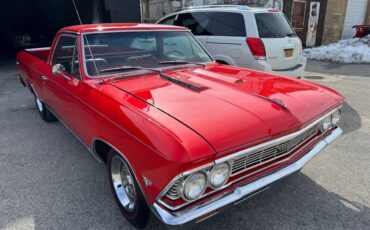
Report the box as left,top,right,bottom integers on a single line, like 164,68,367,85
16,24,344,228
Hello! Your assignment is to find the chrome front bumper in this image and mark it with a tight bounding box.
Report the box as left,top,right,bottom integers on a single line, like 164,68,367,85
151,127,342,226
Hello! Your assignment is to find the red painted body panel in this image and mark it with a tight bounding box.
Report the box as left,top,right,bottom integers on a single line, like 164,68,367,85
16,24,344,206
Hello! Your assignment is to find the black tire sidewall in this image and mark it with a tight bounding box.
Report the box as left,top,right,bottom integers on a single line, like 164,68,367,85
107,149,149,229
34,95,56,122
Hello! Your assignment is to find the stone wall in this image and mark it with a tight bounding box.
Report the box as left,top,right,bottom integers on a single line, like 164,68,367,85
365,0,370,24
321,0,348,44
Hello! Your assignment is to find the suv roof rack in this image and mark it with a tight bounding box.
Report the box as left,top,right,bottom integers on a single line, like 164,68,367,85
184,5,251,11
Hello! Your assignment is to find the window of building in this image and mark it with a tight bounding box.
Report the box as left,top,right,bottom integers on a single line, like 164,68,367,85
291,0,307,30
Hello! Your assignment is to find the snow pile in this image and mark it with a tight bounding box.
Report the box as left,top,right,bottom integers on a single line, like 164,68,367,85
303,35,370,64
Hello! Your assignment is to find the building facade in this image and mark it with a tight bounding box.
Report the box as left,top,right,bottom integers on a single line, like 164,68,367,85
142,0,370,46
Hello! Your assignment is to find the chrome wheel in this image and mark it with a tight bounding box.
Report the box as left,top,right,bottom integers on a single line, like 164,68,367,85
111,155,137,213
36,97,43,112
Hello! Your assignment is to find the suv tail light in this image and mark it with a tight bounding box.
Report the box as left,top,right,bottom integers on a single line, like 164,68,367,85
246,37,266,60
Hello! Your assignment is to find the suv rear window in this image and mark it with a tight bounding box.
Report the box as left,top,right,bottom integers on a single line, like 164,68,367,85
174,12,246,37
255,13,295,38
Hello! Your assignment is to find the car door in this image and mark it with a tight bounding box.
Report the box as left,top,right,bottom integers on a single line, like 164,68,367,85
254,12,303,70
205,12,247,65
45,34,97,144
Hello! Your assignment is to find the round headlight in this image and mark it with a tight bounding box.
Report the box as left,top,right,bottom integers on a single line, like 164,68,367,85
321,116,332,132
331,110,341,126
182,172,207,200
209,163,230,188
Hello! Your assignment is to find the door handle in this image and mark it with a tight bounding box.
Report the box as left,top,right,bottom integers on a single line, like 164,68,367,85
40,76,48,81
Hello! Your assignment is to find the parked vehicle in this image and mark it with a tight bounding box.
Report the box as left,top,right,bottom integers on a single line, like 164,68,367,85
157,5,307,77
16,23,343,228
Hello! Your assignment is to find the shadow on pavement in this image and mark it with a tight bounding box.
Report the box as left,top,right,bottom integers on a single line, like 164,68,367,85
341,101,361,134
148,173,370,230
306,60,370,77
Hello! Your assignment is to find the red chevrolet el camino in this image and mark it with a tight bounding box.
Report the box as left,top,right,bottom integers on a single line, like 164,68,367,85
16,24,344,228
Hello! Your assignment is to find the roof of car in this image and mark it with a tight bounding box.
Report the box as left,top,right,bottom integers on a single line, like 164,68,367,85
177,5,275,13
61,23,189,34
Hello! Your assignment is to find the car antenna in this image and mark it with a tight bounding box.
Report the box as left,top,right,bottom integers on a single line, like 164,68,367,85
72,0,105,84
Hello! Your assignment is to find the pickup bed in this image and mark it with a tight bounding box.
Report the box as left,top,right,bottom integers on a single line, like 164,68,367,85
16,23,344,229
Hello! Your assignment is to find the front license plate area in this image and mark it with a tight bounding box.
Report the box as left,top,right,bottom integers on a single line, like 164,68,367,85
284,49,293,57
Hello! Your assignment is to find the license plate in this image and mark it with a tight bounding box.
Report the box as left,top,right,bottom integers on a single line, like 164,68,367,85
284,49,293,57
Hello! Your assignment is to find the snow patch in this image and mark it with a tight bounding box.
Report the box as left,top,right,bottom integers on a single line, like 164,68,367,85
303,35,370,64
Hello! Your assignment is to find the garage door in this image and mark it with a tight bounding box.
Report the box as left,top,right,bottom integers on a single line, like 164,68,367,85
342,0,368,39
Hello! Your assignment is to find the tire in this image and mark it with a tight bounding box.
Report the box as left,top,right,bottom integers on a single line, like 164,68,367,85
107,149,150,229
216,60,229,65
34,95,57,122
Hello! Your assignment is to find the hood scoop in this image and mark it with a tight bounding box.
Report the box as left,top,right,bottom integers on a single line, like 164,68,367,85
159,74,208,92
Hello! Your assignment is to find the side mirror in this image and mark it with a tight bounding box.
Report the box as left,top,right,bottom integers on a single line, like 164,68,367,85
52,64,66,75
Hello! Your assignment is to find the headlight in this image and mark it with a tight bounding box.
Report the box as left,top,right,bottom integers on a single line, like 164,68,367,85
209,163,230,188
331,110,341,126
182,172,207,200
321,116,332,132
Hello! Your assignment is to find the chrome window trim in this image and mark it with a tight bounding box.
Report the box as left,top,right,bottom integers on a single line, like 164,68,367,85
49,33,78,66
80,30,214,78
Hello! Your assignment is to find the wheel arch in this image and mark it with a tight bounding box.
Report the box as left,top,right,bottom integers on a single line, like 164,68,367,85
92,138,149,200
212,55,236,66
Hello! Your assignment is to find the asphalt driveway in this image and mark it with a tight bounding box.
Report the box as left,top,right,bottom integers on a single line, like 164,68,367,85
0,60,369,229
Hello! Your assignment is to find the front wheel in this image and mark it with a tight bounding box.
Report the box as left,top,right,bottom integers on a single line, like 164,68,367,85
34,95,57,122
107,149,150,229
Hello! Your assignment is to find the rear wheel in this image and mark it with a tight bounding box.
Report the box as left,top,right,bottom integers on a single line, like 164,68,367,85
34,95,57,122
107,149,149,229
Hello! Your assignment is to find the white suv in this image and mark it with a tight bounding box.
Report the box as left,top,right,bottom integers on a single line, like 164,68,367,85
157,5,306,77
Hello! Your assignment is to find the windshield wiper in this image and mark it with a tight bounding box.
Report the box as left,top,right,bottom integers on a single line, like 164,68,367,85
159,60,206,67
99,66,162,84
286,33,296,37
100,66,161,74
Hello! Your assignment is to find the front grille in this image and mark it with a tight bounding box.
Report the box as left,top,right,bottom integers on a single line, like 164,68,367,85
231,124,320,175
165,180,180,200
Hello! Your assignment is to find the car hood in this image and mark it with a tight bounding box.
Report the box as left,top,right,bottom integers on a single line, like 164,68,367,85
108,64,343,153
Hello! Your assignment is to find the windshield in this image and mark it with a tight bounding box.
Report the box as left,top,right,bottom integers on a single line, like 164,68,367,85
83,31,212,77
255,13,295,38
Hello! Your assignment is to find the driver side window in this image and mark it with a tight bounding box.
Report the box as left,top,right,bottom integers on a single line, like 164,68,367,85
52,35,81,79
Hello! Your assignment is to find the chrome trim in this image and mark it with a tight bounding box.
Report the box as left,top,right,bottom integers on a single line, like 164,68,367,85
25,47,51,52
81,30,214,78
229,124,319,177
157,107,341,209
215,107,341,164
91,137,150,206
151,128,343,226
49,34,78,66
155,162,214,202
157,129,321,211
